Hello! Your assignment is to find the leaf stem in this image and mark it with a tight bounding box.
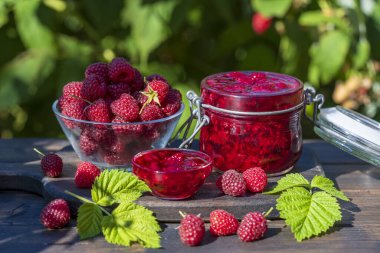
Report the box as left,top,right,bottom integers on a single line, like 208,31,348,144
65,190,112,216
65,190,93,204
264,207,274,217
33,148,45,157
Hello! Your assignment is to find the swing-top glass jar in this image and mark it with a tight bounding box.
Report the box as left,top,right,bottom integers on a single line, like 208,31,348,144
199,71,304,176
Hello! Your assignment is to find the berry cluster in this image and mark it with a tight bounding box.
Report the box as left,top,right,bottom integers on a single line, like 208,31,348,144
178,209,270,247
58,57,182,165
217,167,268,197
200,71,303,174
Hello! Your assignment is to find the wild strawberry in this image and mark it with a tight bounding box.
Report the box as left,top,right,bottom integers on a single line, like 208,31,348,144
62,81,83,104
74,162,101,189
111,117,144,136
85,62,109,82
237,210,270,242
161,89,182,116
40,199,70,229
178,212,205,247
111,93,140,121
220,170,246,196
107,83,130,99
34,148,63,177
81,75,107,102
79,129,98,156
108,57,135,83
209,209,239,236
130,68,145,92
252,13,272,35
84,98,111,123
140,104,165,121
243,167,267,193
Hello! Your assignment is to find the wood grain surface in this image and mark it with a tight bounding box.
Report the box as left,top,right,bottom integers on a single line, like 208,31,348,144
0,141,324,221
0,139,379,253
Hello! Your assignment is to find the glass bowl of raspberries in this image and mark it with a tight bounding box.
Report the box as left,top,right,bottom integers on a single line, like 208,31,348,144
53,57,184,168
132,148,213,200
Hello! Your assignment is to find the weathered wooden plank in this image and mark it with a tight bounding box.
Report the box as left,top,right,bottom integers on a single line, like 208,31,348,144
1,190,380,253
0,147,324,221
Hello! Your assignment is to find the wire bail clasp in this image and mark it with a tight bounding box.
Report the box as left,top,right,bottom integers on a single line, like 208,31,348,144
304,87,324,125
168,90,209,149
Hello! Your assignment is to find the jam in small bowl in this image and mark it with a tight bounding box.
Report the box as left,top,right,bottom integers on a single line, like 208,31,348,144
132,148,213,200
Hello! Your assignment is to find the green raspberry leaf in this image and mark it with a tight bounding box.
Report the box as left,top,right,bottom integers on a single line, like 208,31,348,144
77,203,103,240
102,202,161,248
311,176,349,201
277,187,342,242
264,173,310,194
91,170,151,206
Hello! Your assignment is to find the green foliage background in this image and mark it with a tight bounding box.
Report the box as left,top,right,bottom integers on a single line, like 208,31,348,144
1,0,380,138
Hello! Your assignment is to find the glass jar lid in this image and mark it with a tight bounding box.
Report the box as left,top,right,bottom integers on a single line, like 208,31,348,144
201,71,304,112
314,106,380,166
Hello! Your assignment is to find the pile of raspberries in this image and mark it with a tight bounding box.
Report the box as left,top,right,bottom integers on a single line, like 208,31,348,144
57,57,182,165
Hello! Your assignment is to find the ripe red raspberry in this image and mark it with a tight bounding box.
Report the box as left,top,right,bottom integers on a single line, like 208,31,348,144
111,93,140,121
58,96,67,110
61,100,87,128
133,91,148,108
40,199,70,229
146,74,168,83
74,162,101,188
102,150,129,165
79,129,98,156
161,89,182,116
108,57,135,83
140,104,165,121
220,170,246,196
216,175,223,192
107,83,131,99
81,75,107,102
143,79,170,105
130,68,145,92
178,212,205,247
85,62,109,81
84,98,111,124
34,149,63,177
237,212,268,242
252,13,272,35
62,81,83,104
209,209,239,236
111,117,144,136
243,167,267,193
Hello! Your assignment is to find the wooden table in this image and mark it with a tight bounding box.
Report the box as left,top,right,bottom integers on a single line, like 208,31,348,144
0,138,379,253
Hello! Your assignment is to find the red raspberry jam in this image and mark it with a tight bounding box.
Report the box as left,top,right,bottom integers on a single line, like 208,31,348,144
200,71,304,175
132,149,212,200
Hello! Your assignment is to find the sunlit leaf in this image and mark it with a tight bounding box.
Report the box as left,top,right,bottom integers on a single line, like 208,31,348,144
251,0,292,17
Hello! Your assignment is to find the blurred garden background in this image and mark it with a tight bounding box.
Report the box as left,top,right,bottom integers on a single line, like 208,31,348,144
1,0,380,138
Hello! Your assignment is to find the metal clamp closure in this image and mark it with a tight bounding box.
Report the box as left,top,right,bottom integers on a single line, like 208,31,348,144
304,87,324,125
169,91,210,149
170,88,324,148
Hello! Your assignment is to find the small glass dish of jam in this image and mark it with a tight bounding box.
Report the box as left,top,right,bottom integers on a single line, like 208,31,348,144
131,148,213,200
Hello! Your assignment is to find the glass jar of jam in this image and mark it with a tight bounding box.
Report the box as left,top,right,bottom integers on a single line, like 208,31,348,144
174,70,380,176
198,71,304,176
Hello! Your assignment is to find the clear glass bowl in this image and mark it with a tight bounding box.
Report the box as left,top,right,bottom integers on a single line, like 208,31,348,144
52,100,184,168
132,148,213,200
